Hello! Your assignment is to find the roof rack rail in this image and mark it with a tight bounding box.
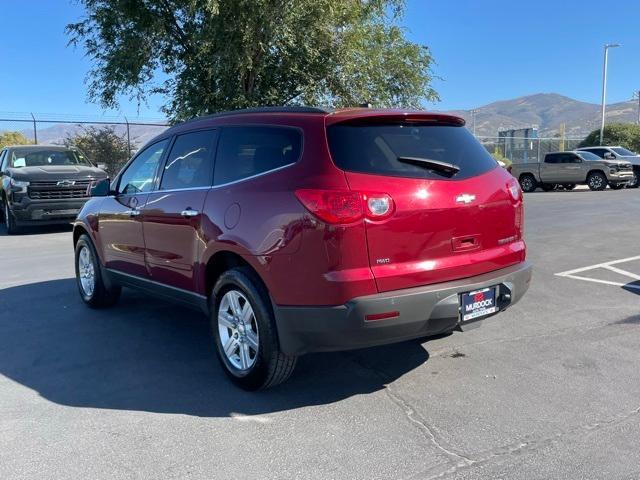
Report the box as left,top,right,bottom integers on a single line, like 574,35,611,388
173,106,334,128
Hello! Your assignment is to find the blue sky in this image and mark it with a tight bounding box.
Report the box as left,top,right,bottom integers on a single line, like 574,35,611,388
1,0,638,118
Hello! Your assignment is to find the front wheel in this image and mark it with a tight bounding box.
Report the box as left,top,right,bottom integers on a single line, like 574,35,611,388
211,267,297,390
587,172,607,191
3,200,19,235
75,234,121,308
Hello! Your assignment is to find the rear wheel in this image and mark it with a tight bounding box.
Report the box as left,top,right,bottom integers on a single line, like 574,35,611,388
211,267,296,390
519,174,537,193
587,172,607,191
75,234,121,308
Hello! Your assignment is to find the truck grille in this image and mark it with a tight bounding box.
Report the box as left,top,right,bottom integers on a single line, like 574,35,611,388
619,164,632,171
28,180,93,200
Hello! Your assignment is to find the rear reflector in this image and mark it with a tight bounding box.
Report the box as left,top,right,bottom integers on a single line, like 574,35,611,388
365,311,400,322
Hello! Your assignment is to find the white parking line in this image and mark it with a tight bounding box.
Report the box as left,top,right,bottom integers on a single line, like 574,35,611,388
555,255,640,277
555,255,640,290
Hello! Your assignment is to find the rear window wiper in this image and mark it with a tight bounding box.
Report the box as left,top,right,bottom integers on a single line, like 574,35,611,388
397,156,460,176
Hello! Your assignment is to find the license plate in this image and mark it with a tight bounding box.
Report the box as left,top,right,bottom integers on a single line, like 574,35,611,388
461,287,498,322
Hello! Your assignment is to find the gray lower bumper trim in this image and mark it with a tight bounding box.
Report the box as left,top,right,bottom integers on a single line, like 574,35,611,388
274,261,532,355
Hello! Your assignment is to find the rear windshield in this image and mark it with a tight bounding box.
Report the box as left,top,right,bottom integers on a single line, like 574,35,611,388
9,149,92,168
327,123,497,180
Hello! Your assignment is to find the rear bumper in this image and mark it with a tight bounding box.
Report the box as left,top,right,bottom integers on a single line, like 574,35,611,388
274,261,532,355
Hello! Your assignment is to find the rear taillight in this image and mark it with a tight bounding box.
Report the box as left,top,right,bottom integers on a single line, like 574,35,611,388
295,189,394,225
507,179,524,238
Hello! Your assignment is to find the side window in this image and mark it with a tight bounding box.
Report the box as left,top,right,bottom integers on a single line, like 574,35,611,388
544,154,558,164
118,139,169,195
588,148,606,159
214,126,302,186
160,130,217,190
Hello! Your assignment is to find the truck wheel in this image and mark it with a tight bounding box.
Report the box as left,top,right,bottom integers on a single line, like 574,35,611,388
587,172,607,191
75,234,121,308
3,200,20,235
541,183,557,192
211,267,297,390
519,174,537,193
628,169,639,188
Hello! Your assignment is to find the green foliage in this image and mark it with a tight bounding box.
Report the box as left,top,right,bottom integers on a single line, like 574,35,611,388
64,126,130,176
66,0,438,121
579,123,640,152
0,131,33,149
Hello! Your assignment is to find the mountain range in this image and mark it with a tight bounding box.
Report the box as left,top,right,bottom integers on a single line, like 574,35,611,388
3,93,639,145
439,93,639,138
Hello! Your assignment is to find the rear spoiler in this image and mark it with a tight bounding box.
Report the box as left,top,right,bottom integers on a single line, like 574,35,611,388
325,110,465,127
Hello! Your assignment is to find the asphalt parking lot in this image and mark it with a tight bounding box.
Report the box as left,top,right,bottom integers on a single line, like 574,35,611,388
1,189,640,480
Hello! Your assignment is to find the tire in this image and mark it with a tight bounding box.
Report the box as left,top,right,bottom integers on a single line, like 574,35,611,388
75,234,121,308
519,174,537,193
628,169,639,189
541,183,557,192
3,200,20,235
587,171,607,191
563,184,576,191
610,183,626,190
211,267,297,390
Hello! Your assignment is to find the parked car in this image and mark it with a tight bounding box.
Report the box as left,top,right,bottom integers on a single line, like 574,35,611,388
0,145,107,234
511,150,634,192
73,106,532,390
577,146,640,188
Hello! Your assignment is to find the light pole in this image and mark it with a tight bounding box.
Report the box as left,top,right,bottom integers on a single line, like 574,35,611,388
599,43,620,145
470,109,477,136
634,90,640,125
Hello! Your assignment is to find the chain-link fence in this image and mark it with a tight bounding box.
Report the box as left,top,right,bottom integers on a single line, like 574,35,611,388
0,112,169,152
478,135,584,165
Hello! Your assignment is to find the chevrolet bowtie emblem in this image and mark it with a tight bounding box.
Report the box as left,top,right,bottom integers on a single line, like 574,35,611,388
456,194,476,204
57,180,76,187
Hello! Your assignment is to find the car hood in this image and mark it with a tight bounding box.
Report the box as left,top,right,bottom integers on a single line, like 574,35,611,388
7,166,107,182
618,155,640,166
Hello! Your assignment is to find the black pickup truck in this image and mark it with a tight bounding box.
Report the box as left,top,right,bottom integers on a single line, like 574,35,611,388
0,145,107,234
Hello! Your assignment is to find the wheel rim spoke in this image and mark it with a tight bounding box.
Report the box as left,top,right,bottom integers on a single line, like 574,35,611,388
218,311,235,329
223,336,237,357
239,342,250,369
246,329,259,351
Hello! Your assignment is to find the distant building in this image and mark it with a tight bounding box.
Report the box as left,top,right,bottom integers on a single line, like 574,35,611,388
498,127,538,163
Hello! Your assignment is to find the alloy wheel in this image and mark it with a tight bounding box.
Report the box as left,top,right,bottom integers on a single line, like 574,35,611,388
78,246,96,297
217,290,259,371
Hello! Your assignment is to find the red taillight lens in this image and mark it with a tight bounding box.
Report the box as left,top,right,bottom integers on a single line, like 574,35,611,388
507,179,522,201
295,189,394,225
507,179,524,238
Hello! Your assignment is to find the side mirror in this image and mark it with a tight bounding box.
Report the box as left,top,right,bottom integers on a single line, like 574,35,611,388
90,178,111,197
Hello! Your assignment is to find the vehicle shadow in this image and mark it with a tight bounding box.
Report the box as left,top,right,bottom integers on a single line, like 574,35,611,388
0,223,73,237
0,279,432,417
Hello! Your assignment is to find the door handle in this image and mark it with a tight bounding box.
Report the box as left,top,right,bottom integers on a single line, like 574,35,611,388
181,209,199,218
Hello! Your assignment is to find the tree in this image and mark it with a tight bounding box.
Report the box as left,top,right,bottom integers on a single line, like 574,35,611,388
66,0,438,121
579,123,640,153
64,126,130,176
0,131,33,149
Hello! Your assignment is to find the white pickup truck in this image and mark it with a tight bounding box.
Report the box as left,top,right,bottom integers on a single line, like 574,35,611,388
511,150,634,192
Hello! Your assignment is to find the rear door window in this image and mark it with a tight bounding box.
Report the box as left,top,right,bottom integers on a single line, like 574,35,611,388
327,123,497,180
160,129,217,190
214,126,301,186
544,154,560,164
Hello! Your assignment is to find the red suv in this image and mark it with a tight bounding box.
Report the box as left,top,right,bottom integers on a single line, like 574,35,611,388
73,107,532,390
